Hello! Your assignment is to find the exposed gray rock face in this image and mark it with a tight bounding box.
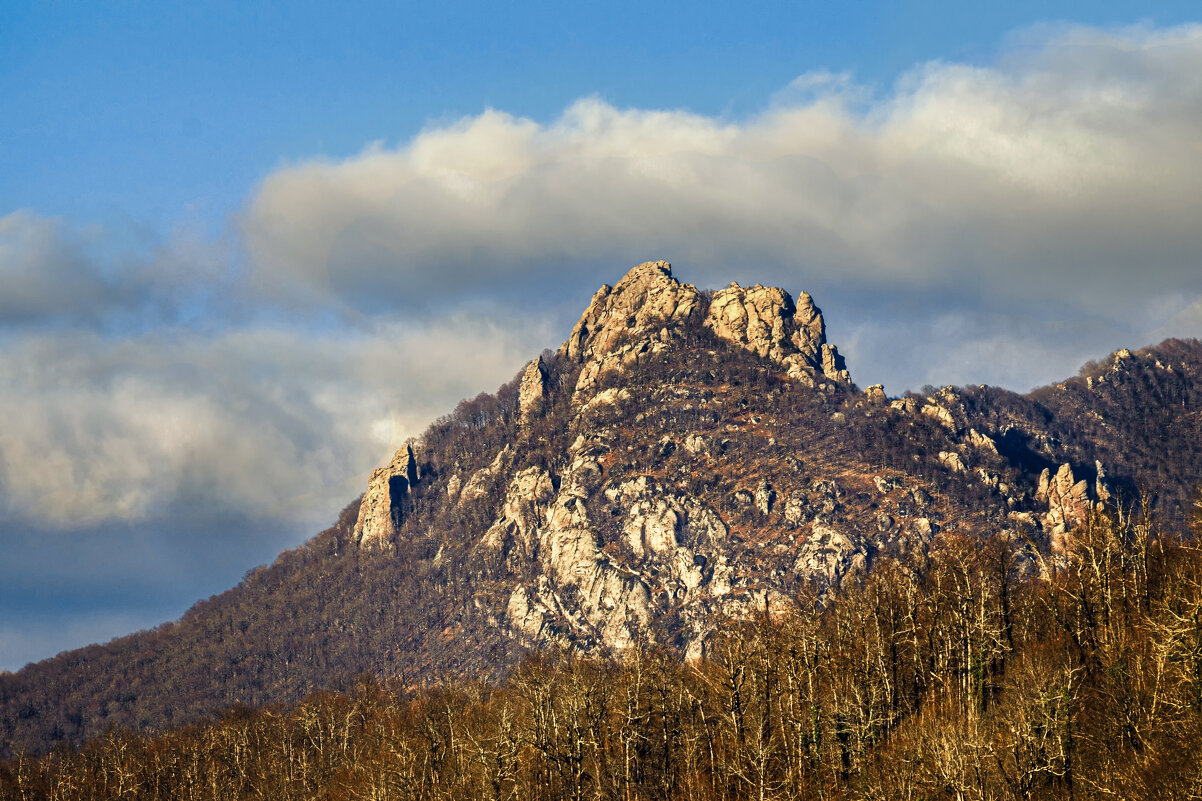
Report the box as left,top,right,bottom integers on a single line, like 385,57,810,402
706,283,803,362
482,467,557,564
820,344,850,383
966,428,998,455
480,382,748,652
795,524,866,588
484,432,658,651
355,444,420,549
1036,463,1093,560
566,262,697,363
938,450,967,473
922,403,956,430
565,261,702,395
458,446,511,506
518,356,548,424
580,387,634,421
562,261,852,399
705,282,850,384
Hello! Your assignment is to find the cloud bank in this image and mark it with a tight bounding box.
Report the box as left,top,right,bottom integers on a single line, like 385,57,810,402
245,22,1202,385
0,318,549,529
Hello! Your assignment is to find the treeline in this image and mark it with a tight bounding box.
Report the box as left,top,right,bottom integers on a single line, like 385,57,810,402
5,503,1201,800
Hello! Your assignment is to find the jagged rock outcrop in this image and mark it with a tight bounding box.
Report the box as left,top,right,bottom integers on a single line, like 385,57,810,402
1036,463,1093,560
707,283,802,361
346,261,1188,662
565,261,698,363
938,450,967,472
795,524,867,588
483,430,656,651
564,261,702,395
456,446,512,506
354,444,420,548
481,467,557,564
486,420,735,651
922,402,957,430
705,282,850,384
518,356,548,423
562,261,852,398
966,428,998,454
820,343,850,383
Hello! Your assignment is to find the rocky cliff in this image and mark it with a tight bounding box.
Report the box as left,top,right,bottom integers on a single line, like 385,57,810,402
347,261,1151,658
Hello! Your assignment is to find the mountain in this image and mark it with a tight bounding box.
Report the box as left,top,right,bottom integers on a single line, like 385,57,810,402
3,261,1201,756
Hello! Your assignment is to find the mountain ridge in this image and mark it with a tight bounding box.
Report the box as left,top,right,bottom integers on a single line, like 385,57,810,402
3,261,1201,755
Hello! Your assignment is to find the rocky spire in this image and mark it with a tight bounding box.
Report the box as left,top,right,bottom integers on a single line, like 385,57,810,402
705,280,851,384
562,260,852,393
354,444,420,549
563,261,701,363
518,355,549,424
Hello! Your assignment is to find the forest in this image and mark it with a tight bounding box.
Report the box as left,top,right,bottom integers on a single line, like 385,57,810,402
3,498,1201,800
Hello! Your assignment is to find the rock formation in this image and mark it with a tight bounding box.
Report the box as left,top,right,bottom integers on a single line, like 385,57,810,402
518,356,548,424
705,281,850,384
354,444,420,549
560,261,852,401
346,261,1171,657
564,261,702,394
1036,462,1094,561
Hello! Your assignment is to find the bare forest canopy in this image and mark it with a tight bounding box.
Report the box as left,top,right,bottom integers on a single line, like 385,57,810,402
3,506,1202,800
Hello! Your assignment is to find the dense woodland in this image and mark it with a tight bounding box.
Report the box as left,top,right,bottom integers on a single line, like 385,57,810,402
3,502,1201,800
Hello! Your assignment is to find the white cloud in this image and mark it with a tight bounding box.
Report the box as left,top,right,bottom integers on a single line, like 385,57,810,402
0,317,551,528
244,22,1202,389
7,20,1202,537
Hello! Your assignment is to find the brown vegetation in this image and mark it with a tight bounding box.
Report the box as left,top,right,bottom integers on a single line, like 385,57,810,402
4,503,1201,800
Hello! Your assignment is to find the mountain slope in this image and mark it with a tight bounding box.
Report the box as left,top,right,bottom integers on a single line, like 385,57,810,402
3,261,1201,755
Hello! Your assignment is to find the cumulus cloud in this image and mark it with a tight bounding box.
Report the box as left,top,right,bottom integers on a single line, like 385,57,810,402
0,317,551,528
245,23,1202,389
0,210,243,334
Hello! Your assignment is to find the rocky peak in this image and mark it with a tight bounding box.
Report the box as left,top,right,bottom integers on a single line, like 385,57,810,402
354,443,420,549
563,261,702,363
562,261,852,395
353,260,861,557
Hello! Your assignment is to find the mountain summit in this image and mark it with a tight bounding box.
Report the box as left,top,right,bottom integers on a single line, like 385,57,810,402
351,261,857,654
3,262,1202,754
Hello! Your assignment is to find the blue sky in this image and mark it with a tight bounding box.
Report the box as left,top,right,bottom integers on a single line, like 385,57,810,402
8,1,1199,230
3,1,1202,670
